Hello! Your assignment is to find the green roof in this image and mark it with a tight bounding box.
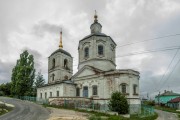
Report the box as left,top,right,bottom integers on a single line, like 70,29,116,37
160,91,180,96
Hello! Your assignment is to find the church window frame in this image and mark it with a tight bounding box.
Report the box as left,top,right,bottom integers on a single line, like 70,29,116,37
52,74,55,81
133,84,138,95
84,47,89,58
83,86,88,97
57,91,59,97
120,83,128,94
50,92,52,97
40,93,42,99
76,87,80,97
98,45,104,56
92,85,98,96
64,59,68,69
52,58,55,68
45,92,47,99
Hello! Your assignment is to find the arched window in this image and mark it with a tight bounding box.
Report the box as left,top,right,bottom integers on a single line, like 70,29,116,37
52,58,55,68
45,92,47,99
98,45,104,55
52,74,55,81
84,47,89,58
76,88,80,97
121,83,126,94
57,91,59,97
64,59,68,69
83,86,88,97
92,85,98,95
40,93,42,99
133,84,137,95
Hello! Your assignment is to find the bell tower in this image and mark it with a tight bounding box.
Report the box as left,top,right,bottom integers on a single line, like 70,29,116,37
48,30,73,83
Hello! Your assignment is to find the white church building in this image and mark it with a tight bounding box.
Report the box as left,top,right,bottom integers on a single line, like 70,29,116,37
37,13,141,113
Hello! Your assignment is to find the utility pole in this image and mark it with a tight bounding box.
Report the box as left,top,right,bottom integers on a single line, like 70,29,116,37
158,91,160,106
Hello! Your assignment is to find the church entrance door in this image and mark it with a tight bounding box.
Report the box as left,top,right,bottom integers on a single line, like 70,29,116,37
83,86,88,97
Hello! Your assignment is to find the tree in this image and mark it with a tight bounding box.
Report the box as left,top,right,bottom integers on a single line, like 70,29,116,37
0,82,11,96
35,71,45,89
108,91,129,114
33,71,45,96
11,50,35,96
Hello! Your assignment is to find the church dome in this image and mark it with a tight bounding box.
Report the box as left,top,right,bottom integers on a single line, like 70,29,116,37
90,12,102,34
50,48,72,57
78,11,117,71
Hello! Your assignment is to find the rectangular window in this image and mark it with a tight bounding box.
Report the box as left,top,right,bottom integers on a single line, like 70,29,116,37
50,92,52,97
98,45,104,55
84,47,89,58
76,88,80,96
133,85,137,94
92,85,98,95
83,86,88,97
40,93,42,98
122,84,126,94
45,92,47,99
57,91,59,97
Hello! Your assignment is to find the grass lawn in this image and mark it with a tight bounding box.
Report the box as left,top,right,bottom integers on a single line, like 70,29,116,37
0,102,13,116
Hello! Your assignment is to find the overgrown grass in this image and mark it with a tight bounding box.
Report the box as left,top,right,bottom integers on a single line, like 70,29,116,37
43,104,110,117
130,113,158,120
43,104,158,120
0,105,13,116
0,109,8,115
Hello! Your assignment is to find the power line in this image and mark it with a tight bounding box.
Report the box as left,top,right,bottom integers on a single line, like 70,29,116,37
159,56,180,91
154,49,180,92
73,46,180,66
117,33,180,47
116,46,180,58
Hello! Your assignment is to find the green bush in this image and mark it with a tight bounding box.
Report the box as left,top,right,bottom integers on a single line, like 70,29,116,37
88,115,102,120
108,91,129,114
108,116,122,120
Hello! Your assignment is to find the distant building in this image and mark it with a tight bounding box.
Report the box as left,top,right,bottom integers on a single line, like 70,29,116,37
155,90,180,105
167,97,180,110
37,12,141,114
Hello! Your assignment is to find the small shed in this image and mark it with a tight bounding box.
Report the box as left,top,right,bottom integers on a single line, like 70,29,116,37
167,97,180,110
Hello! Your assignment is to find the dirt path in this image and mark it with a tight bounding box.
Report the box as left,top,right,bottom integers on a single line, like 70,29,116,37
47,108,89,120
155,109,178,120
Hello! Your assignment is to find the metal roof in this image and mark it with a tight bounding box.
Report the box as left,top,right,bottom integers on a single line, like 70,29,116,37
50,48,72,57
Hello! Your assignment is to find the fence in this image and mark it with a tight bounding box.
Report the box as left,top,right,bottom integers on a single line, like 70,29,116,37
139,105,155,117
14,96,155,117
14,96,49,104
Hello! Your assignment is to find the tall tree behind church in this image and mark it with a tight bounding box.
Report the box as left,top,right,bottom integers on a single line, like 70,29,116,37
34,71,45,94
11,50,35,96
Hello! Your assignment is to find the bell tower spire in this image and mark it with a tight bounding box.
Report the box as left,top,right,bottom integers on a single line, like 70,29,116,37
94,10,98,22
59,28,63,49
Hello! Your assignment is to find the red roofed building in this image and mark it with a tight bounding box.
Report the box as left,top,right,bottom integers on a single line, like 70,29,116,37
167,97,180,110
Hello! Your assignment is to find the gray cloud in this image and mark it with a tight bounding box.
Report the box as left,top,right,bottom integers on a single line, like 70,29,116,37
0,60,14,83
32,21,68,37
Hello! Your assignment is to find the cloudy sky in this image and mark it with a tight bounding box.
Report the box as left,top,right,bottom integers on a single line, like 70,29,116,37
0,0,180,98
